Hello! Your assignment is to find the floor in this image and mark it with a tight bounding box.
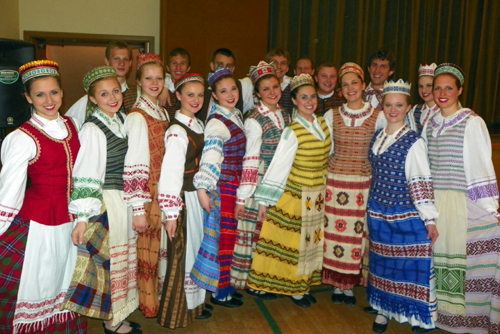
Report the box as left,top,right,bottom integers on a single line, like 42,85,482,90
88,285,448,334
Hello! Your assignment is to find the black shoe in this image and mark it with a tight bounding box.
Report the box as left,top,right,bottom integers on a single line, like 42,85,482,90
204,303,214,312
305,294,317,305
245,289,278,300
331,293,345,304
232,291,244,300
195,309,212,320
103,322,143,334
210,295,243,308
344,294,356,306
289,296,311,308
412,327,435,334
364,306,378,314
102,321,141,330
372,316,388,334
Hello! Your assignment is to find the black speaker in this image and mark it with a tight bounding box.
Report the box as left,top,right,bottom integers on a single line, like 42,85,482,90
0,39,36,128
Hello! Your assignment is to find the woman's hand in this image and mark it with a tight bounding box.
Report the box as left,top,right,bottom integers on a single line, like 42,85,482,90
198,189,214,213
71,221,87,246
258,204,268,222
157,88,172,107
133,214,148,233
426,225,439,247
234,204,245,220
164,220,177,241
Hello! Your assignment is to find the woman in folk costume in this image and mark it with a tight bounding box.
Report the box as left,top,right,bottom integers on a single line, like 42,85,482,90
0,61,86,333
123,53,170,318
190,67,246,308
247,74,333,308
62,66,140,334
157,73,211,328
366,79,439,334
323,62,385,306
423,63,500,334
230,61,291,299
406,63,439,135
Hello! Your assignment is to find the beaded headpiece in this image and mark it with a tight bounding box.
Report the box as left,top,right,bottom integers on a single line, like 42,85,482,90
207,67,233,87
19,60,59,84
174,73,204,91
418,63,437,77
249,61,276,84
136,53,164,70
339,62,364,81
83,66,117,93
290,73,315,92
383,79,411,96
434,63,465,85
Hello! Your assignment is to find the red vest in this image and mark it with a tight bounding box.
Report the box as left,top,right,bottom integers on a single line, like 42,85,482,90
17,117,80,226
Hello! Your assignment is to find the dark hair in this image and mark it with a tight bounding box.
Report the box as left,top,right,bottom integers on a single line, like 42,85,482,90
296,56,314,70
212,48,236,63
433,73,463,90
316,61,336,73
135,62,165,82
105,40,132,60
254,74,279,94
266,48,291,65
168,47,191,67
23,75,62,95
88,76,121,99
290,83,315,100
366,47,396,71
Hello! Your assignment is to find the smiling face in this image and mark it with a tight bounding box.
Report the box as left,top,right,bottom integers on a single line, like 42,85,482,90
433,74,462,113
88,77,123,118
340,72,365,104
292,85,317,120
368,59,394,89
212,77,239,112
167,55,191,82
269,55,289,81
176,81,204,118
418,76,434,105
383,93,411,127
294,59,314,76
255,76,281,110
315,66,338,95
24,76,63,121
137,63,165,103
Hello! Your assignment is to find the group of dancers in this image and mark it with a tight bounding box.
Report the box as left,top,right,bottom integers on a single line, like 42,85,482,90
0,41,499,334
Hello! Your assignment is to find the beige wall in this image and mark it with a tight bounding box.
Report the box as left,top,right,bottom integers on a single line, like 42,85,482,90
18,0,160,51
0,0,20,39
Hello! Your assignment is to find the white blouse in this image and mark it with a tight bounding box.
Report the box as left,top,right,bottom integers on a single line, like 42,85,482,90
371,124,439,225
158,111,204,220
193,105,244,192
69,110,126,223
254,114,334,207
0,113,80,235
235,102,286,204
123,95,169,216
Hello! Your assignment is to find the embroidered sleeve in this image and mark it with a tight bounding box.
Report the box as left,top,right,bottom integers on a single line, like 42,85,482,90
68,123,106,223
0,130,36,234
406,105,418,132
123,112,152,215
405,139,439,225
236,118,262,204
464,116,499,216
254,128,297,206
193,118,230,192
158,125,188,220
